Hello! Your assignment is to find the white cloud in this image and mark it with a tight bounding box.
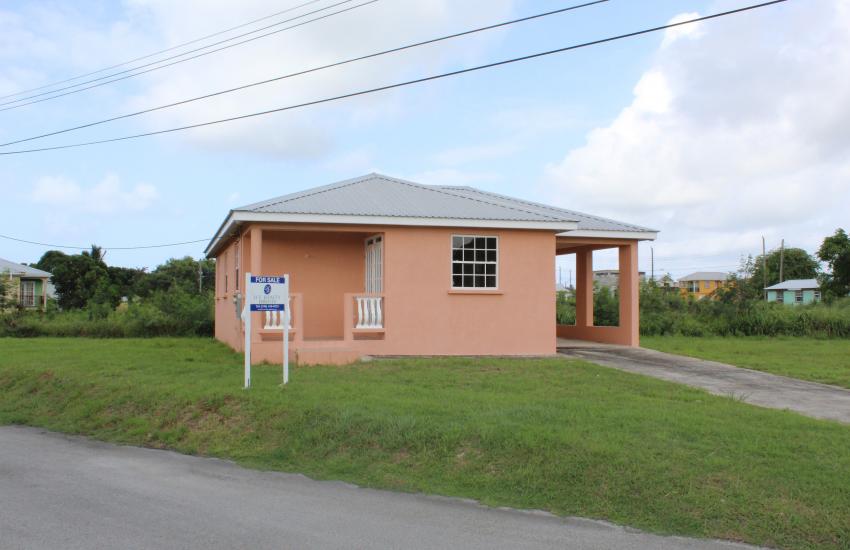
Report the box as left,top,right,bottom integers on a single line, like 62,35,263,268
545,0,850,262
122,0,515,157
31,173,159,214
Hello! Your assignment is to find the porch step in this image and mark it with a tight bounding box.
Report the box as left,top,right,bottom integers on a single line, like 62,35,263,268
295,346,361,366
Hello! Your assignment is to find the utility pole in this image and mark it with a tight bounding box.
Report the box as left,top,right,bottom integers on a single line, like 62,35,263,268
198,260,203,294
651,247,655,282
779,239,785,283
762,236,767,300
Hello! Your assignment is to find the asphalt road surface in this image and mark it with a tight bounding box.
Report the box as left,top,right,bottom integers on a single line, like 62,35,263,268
0,425,760,550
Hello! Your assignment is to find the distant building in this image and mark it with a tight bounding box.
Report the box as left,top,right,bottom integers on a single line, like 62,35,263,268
765,279,821,305
678,271,729,299
0,257,52,310
593,269,646,292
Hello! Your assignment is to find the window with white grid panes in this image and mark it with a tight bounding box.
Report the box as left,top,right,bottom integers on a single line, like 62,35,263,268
451,235,497,289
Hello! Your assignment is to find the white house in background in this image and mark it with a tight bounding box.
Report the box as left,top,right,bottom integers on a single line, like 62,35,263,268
765,279,821,305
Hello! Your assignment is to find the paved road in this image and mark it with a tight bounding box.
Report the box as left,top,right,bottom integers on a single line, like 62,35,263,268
559,344,850,424
0,426,759,550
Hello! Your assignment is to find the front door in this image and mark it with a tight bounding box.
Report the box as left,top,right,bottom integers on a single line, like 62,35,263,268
365,236,383,293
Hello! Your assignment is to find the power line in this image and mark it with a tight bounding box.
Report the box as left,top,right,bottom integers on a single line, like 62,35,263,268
0,0,324,101
0,0,609,147
0,233,209,250
0,0,788,156
0,0,375,111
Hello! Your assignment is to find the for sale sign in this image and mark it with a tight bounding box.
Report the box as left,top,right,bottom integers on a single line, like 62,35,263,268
243,273,291,389
248,275,288,311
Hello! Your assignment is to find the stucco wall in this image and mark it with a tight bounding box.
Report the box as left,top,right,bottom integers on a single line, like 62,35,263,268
376,226,555,355
214,240,242,351
213,223,557,358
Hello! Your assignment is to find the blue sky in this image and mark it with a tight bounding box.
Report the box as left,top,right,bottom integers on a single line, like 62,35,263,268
1,0,846,281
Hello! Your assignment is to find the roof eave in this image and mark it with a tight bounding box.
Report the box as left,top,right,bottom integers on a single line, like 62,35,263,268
205,211,578,257
557,229,658,241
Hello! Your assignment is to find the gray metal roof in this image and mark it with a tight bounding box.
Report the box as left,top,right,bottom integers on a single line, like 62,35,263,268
0,257,51,278
236,173,579,223
678,271,730,282
436,185,657,233
765,279,820,290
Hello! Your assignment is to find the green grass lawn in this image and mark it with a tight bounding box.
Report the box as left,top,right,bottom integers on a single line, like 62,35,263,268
642,336,850,389
1,338,848,549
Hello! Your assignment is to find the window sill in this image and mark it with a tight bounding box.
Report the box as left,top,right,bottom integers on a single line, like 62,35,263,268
447,289,504,295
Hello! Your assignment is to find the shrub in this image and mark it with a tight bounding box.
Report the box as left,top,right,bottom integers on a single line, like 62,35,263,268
0,289,213,338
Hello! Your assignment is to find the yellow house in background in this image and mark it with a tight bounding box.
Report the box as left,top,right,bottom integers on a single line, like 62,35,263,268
678,271,729,299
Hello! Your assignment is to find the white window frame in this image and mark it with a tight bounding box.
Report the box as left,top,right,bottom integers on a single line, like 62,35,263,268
451,234,499,290
364,235,383,293
21,280,36,307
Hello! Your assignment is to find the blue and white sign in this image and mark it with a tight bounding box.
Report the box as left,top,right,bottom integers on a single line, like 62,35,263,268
243,272,291,389
248,275,288,311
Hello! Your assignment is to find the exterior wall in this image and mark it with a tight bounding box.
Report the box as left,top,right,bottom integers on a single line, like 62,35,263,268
2,275,47,310
214,240,243,351
376,226,555,356
679,279,726,299
212,223,557,361
767,288,820,306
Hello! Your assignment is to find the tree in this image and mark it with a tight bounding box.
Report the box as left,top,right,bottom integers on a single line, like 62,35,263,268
749,247,819,294
82,245,105,264
32,250,70,274
50,254,108,309
818,228,850,298
107,266,147,301
137,257,215,297
0,273,13,309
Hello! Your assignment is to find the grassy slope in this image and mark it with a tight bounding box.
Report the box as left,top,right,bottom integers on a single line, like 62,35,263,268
642,336,850,389
1,338,848,549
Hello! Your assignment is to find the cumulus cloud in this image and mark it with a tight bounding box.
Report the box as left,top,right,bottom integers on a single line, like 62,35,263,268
31,173,159,214
545,0,850,261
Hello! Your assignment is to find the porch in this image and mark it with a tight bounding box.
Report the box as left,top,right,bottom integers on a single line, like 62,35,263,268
239,225,386,365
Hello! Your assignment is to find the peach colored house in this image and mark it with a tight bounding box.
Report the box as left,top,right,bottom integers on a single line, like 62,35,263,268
205,174,657,365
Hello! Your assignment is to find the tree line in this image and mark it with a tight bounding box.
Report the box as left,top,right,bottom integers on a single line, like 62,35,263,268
1,247,216,337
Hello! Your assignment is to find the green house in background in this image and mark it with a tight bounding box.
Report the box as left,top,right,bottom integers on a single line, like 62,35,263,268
765,279,821,305
0,257,53,310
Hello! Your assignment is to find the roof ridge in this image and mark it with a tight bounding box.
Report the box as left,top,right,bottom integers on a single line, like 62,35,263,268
444,186,655,232
374,174,570,222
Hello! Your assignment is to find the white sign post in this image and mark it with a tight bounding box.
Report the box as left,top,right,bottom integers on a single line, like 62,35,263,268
242,272,290,389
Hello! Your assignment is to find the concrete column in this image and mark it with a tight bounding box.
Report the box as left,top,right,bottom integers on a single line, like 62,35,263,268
575,248,594,328
618,242,639,347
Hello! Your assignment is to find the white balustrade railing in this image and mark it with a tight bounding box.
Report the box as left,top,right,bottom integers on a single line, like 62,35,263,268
263,301,292,330
355,296,383,329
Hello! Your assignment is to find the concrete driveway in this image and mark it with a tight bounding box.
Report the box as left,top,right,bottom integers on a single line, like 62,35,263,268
0,425,759,550
558,341,850,424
